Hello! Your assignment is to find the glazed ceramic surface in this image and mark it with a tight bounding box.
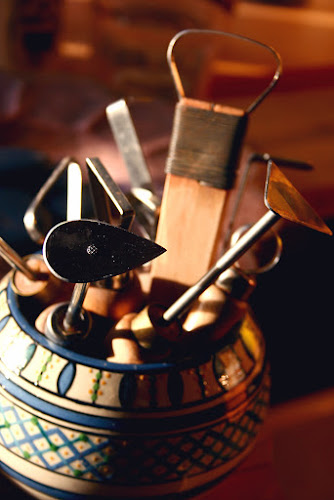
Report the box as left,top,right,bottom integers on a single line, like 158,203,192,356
0,272,269,499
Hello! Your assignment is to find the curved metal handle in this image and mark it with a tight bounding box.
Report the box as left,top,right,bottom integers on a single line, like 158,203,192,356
167,28,282,113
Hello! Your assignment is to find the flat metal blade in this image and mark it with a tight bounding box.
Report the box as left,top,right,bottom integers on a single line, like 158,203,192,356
265,161,332,235
106,99,155,192
86,157,134,230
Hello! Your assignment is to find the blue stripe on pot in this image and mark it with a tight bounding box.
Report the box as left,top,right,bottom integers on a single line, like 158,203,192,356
6,281,224,378
7,283,177,373
57,362,76,396
0,315,10,332
0,369,254,434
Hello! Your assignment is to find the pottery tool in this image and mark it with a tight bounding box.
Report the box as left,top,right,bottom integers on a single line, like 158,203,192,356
86,156,135,230
84,157,144,320
85,156,151,352
106,99,160,240
182,226,283,337
106,99,155,192
222,152,313,251
15,157,82,309
0,235,73,307
127,188,160,241
105,312,143,364
41,219,166,346
0,236,44,281
23,156,82,245
149,29,282,304
128,161,332,352
32,157,84,332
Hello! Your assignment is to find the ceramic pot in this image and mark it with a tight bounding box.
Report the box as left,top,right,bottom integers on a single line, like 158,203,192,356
0,271,269,499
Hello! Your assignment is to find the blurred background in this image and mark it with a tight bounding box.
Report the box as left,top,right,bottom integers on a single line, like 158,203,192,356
1,2,334,497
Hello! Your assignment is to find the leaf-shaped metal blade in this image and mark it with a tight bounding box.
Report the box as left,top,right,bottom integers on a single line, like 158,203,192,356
43,219,166,283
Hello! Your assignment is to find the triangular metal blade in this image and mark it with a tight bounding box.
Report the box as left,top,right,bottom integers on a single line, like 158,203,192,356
265,161,332,235
43,219,166,283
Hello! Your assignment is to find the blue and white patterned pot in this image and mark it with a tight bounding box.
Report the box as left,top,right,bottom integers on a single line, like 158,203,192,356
0,272,269,499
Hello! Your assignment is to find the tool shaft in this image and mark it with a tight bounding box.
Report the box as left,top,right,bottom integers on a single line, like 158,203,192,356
67,161,82,221
163,210,280,323
63,282,90,331
0,237,40,281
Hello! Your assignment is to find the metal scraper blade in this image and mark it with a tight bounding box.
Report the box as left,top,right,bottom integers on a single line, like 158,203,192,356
265,161,332,235
43,219,166,283
106,99,155,192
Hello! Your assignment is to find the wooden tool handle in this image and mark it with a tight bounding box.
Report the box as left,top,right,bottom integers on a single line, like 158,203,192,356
149,97,247,305
150,174,229,304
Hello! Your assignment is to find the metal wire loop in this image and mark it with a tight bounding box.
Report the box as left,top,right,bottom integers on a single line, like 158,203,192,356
167,28,282,113
230,224,283,275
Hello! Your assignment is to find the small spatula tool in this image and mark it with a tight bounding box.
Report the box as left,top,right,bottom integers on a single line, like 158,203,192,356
42,219,165,345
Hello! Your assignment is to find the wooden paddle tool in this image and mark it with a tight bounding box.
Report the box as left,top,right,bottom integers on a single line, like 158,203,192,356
149,29,282,305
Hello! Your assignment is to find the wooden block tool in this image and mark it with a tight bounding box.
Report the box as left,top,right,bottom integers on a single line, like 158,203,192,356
150,30,282,305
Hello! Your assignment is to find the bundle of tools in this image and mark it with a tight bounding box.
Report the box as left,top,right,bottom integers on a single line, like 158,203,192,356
1,30,332,365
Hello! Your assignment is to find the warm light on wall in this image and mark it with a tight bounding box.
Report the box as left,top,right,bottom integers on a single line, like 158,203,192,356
58,41,94,60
